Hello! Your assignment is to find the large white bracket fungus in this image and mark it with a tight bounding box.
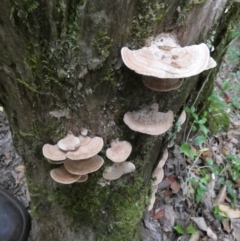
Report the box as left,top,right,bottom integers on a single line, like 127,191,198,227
123,103,173,135
121,34,216,79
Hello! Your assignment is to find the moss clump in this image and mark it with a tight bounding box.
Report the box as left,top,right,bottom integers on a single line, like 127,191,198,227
203,94,230,135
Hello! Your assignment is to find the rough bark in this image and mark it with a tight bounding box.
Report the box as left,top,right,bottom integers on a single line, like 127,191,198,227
0,0,239,240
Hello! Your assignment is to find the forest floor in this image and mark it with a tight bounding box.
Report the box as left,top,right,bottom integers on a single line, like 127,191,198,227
0,41,240,241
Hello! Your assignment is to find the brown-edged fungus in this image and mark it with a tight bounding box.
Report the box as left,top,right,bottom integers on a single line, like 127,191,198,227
102,161,136,180
123,103,173,135
50,165,81,184
106,139,132,163
148,194,156,211
57,131,80,151
66,136,104,160
152,167,164,185
76,174,88,183
177,110,187,125
42,144,66,162
121,34,216,79
64,155,104,175
157,149,169,168
142,76,183,92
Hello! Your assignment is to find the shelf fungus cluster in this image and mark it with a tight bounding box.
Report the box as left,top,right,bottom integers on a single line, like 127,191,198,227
42,131,104,184
148,149,168,211
102,139,135,181
124,103,173,135
121,33,217,92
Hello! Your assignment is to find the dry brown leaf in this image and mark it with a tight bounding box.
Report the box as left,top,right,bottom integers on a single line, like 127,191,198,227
206,227,217,240
231,219,240,241
219,205,240,219
153,209,165,220
213,185,227,206
222,219,231,233
191,217,208,231
170,181,181,193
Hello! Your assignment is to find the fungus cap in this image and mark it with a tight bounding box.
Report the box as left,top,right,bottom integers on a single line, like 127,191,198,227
50,165,80,184
152,167,164,185
81,128,88,136
148,194,156,211
103,161,136,180
64,155,104,175
57,132,80,151
76,174,88,183
106,139,132,162
42,144,66,161
66,136,104,160
178,110,186,125
123,103,173,135
142,76,183,92
157,149,168,169
121,38,216,78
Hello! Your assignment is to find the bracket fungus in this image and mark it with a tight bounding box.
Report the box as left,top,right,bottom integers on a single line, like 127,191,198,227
42,131,105,184
123,103,173,135
106,139,132,163
42,144,66,162
103,161,136,180
121,33,216,92
57,132,80,151
142,76,183,92
64,155,104,175
50,165,81,184
66,136,104,160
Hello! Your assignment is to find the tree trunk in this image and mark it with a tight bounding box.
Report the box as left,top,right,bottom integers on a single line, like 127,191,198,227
0,0,239,240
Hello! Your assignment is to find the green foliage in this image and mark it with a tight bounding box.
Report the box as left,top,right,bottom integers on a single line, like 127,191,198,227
180,143,195,160
174,223,196,235
187,174,210,204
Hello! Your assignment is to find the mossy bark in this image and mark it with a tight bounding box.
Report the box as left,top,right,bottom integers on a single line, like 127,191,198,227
0,0,239,240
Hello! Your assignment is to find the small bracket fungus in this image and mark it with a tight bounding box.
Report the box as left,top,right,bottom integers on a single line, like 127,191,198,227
66,136,104,160
121,33,217,79
106,139,132,162
177,110,186,125
76,174,88,183
103,161,136,180
64,155,104,175
50,165,81,184
57,132,80,151
123,103,173,135
42,144,66,161
157,149,168,168
80,127,88,136
142,76,183,92
152,167,164,185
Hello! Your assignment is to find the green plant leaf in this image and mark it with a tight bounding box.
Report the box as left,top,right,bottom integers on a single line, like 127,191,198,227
193,135,207,145
174,223,185,235
222,80,229,90
180,143,195,160
187,225,196,234
199,124,209,135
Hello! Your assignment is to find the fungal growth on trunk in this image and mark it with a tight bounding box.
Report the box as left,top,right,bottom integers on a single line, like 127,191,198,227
142,76,183,92
106,139,132,163
148,149,168,210
121,33,217,92
42,132,104,184
102,161,136,180
123,103,173,135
